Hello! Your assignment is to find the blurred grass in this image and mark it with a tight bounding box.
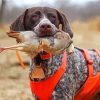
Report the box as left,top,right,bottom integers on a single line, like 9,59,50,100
72,16,100,49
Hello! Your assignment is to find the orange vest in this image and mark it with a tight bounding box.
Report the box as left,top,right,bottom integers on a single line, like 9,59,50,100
16,48,100,100
74,49,100,100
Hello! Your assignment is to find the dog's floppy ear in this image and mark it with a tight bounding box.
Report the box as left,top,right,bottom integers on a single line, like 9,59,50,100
57,11,73,38
10,9,28,31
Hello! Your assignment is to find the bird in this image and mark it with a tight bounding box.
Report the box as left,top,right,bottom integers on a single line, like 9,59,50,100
0,30,73,58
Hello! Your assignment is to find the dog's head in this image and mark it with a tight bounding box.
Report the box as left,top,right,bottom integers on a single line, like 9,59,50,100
10,7,73,38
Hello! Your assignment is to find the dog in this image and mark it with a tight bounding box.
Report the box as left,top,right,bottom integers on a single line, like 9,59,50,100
8,7,100,100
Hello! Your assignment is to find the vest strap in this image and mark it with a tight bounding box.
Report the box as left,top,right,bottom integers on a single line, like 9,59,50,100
93,49,100,57
75,48,94,77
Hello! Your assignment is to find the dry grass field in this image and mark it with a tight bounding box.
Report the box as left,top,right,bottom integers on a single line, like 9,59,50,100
0,17,100,100
72,17,100,49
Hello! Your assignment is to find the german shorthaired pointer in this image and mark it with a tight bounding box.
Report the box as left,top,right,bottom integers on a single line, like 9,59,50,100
8,7,100,100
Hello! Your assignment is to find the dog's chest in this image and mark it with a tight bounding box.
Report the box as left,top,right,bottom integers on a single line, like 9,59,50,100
51,50,87,100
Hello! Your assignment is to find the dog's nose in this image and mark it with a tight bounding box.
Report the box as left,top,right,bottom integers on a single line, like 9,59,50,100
40,24,51,31
39,24,53,37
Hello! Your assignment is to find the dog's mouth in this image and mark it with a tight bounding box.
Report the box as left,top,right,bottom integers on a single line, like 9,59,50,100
33,24,57,38
37,30,56,37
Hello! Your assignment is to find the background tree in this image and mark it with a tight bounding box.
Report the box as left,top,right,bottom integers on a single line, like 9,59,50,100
0,0,7,24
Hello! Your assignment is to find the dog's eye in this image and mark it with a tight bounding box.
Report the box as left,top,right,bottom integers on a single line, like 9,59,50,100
47,13,56,22
48,15,56,24
49,15,56,20
32,14,39,20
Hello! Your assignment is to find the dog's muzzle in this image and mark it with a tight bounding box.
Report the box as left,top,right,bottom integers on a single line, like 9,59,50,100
34,18,57,37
